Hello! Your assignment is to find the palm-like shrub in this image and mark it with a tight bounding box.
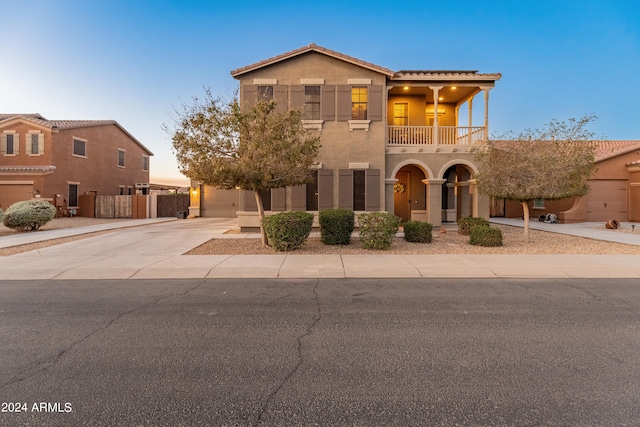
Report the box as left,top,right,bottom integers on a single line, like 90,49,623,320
2,200,56,231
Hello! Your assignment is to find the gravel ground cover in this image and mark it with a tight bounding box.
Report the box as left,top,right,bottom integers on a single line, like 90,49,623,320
186,224,640,255
1,218,639,256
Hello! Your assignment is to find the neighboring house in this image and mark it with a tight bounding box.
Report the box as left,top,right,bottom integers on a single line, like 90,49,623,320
191,44,501,228
0,114,152,214
497,140,640,223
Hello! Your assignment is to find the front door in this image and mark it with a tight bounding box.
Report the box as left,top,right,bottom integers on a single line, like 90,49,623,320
394,171,410,222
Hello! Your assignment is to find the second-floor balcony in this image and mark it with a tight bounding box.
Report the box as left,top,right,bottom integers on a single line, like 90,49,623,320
387,126,487,146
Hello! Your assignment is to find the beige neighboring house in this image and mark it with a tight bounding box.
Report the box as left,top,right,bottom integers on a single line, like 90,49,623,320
498,140,640,223
0,114,152,215
190,44,501,229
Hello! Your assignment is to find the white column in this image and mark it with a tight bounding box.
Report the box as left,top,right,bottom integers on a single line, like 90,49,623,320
468,96,473,128
430,86,442,146
483,87,491,140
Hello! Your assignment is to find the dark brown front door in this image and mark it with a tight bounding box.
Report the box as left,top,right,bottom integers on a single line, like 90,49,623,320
394,171,410,222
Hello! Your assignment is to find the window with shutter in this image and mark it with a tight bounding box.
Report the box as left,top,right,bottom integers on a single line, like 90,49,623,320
351,87,368,120
304,86,321,120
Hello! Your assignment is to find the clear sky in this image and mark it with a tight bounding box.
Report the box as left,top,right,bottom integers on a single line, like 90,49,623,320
1,0,639,185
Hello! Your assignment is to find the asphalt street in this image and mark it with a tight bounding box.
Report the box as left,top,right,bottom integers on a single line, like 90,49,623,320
1,278,640,426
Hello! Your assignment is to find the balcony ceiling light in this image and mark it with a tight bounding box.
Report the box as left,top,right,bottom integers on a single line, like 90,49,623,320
403,86,409,90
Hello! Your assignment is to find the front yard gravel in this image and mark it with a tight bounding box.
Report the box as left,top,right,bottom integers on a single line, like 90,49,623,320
186,224,640,255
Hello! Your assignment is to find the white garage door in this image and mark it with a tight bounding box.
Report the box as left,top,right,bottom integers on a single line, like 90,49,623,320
586,180,627,222
0,183,34,210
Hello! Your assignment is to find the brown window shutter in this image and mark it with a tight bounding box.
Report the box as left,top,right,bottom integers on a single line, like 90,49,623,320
275,85,288,110
318,169,333,211
290,85,304,111
242,85,257,107
337,85,351,121
243,190,257,211
291,184,306,211
322,85,336,121
338,169,353,208
271,187,286,211
365,169,380,211
368,86,383,121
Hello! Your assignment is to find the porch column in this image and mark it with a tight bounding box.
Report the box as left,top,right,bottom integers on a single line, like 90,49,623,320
430,86,443,146
482,87,492,140
424,179,446,226
467,96,473,128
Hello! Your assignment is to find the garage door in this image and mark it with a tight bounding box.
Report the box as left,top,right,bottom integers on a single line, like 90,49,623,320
0,183,34,210
586,180,627,222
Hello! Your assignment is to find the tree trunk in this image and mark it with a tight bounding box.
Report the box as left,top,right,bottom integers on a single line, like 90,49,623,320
254,191,268,246
521,200,530,242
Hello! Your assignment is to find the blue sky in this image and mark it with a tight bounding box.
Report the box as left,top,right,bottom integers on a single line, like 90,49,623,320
1,0,639,185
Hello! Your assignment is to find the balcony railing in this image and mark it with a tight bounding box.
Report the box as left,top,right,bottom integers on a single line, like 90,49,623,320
387,126,486,146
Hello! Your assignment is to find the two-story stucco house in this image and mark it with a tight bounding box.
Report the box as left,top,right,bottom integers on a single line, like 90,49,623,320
190,44,501,228
0,114,152,213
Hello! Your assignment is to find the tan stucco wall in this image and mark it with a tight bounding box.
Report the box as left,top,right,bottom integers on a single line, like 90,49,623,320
236,51,387,210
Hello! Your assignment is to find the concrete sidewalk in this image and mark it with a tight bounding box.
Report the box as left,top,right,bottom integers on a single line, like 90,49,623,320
0,217,639,280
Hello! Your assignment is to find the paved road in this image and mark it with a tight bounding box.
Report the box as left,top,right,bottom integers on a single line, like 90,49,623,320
1,278,640,426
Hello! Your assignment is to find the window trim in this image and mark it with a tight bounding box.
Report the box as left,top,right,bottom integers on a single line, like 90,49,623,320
117,149,126,168
2,131,17,156
142,155,149,172
72,137,87,158
533,198,545,210
68,182,80,208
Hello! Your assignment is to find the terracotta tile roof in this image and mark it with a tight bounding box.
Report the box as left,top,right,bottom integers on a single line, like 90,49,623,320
593,140,640,162
230,43,396,78
393,70,502,81
0,114,153,155
0,165,57,174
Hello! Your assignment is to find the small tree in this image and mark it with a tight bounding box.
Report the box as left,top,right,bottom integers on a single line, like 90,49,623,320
167,90,321,245
475,114,598,241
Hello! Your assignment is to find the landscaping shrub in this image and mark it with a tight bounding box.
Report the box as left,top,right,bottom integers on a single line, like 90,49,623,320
403,220,433,243
319,208,355,245
0,208,3,223
458,217,490,235
262,211,314,251
2,200,56,231
469,225,503,247
358,212,401,250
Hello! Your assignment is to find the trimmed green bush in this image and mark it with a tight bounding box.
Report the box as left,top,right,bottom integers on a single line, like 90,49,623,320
0,208,3,223
403,220,433,243
2,200,56,231
262,211,314,252
319,208,355,245
358,212,401,250
458,217,490,235
469,225,503,247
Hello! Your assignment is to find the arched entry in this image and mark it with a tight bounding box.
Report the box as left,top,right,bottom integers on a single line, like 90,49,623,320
441,164,474,222
393,164,427,223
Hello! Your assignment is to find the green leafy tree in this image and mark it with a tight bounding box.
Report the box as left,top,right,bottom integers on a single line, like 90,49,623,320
475,114,598,240
166,90,321,245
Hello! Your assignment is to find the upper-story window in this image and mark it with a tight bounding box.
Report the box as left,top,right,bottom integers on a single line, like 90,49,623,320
118,149,125,167
1,132,18,155
351,87,368,120
304,86,321,120
28,131,44,155
142,155,149,172
393,103,408,126
73,138,87,157
257,85,274,101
